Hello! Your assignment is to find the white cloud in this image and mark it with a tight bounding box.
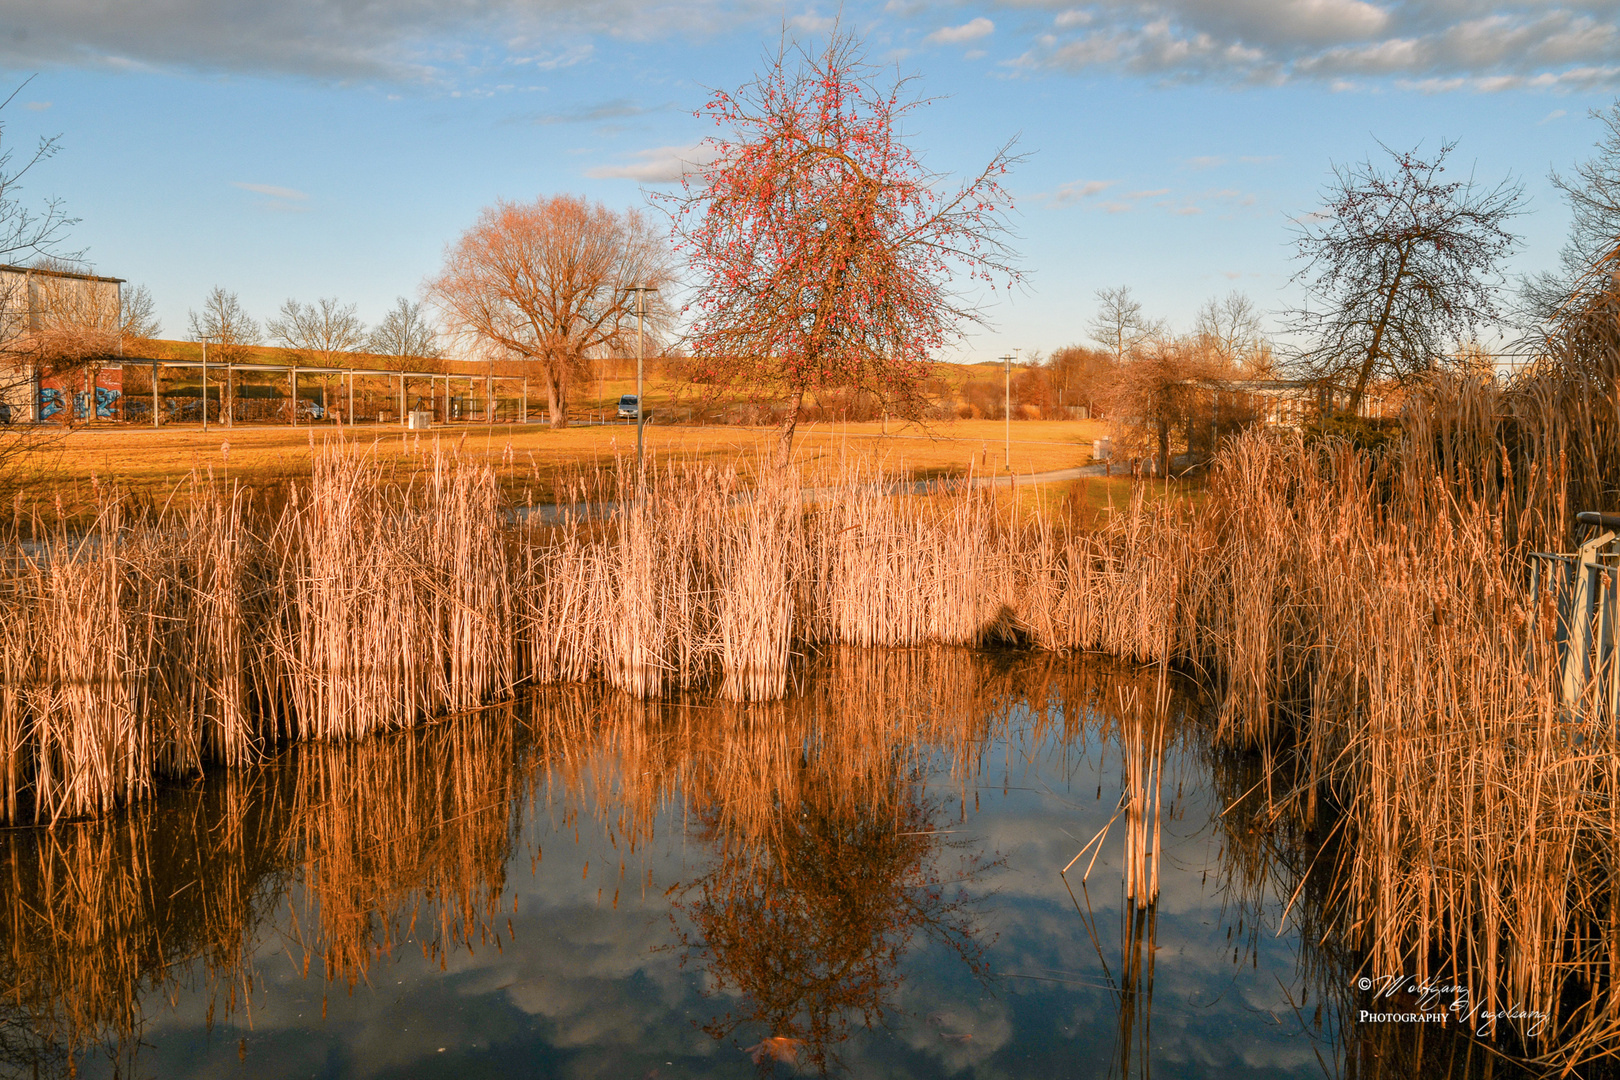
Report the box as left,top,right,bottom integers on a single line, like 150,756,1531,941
1184,155,1226,169
1015,0,1620,89
0,0,726,81
509,44,594,70
11,0,1615,93
1045,178,1116,205
790,11,837,32
232,181,310,200
926,17,995,46
23,100,50,111
523,97,658,125
1538,107,1567,123
586,143,717,183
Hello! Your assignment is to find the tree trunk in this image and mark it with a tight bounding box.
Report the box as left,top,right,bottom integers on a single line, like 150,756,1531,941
1348,242,1411,415
1156,418,1170,478
544,372,569,429
775,389,805,469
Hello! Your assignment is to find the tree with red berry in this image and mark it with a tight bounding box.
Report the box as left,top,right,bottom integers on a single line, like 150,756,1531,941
664,33,1023,464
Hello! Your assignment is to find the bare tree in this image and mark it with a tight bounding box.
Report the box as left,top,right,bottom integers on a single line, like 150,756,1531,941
1193,290,1273,376
0,80,77,270
1287,141,1523,413
429,194,674,429
368,297,442,371
268,297,366,367
0,81,81,484
1087,286,1162,364
7,256,120,363
1521,104,1620,328
120,284,161,346
1045,344,1115,417
187,287,260,365
1104,336,1215,477
665,31,1022,463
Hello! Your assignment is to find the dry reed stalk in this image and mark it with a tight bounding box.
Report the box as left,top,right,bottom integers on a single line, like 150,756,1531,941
257,445,515,743
1148,417,1620,1070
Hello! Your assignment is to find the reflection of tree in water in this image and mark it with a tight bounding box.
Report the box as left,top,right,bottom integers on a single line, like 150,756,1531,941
672,761,995,1075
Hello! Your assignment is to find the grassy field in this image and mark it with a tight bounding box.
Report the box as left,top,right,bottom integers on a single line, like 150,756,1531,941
6,415,1144,524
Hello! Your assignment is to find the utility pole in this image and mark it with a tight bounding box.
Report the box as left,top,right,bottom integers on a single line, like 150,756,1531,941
999,350,1018,473
625,285,657,472
202,338,209,432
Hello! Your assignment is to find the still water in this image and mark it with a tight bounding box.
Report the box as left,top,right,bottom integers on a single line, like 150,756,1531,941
0,650,1502,1079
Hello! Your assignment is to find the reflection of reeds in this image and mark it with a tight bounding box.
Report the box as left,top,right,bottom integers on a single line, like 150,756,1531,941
282,713,523,988
0,705,530,1078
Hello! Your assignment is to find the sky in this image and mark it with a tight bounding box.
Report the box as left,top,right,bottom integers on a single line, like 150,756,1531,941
0,0,1616,362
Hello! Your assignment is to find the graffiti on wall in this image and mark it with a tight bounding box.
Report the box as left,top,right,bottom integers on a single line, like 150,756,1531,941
37,367,124,422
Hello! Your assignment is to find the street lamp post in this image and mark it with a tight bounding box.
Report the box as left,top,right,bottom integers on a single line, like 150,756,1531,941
624,285,658,472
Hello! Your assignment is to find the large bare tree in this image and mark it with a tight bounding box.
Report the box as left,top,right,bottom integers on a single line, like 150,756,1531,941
1104,336,1215,477
1045,344,1115,418
120,284,161,345
1287,141,1523,413
429,195,673,429
0,83,82,485
1193,290,1273,377
1521,104,1620,330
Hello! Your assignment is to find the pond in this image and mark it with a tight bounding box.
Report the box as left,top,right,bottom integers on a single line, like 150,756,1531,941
0,649,1521,1079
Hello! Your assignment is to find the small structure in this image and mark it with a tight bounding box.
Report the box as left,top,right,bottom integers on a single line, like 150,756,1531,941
0,263,126,423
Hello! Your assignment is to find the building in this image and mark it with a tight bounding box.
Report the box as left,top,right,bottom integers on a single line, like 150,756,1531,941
0,263,125,423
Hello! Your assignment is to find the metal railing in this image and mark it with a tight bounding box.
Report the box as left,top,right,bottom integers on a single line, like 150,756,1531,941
1531,511,1620,718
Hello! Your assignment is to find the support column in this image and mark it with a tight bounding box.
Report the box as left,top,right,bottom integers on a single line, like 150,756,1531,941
152,363,159,427
226,366,234,428
521,377,527,424
398,374,405,425
290,368,298,426
347,372,354,427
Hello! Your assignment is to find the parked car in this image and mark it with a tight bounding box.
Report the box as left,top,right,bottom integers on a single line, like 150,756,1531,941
617,394,640,421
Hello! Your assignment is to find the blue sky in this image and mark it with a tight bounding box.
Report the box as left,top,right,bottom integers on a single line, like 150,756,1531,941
1,0,1616,361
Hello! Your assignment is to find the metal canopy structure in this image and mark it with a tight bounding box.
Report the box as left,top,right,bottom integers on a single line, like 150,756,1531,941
106,359,532,428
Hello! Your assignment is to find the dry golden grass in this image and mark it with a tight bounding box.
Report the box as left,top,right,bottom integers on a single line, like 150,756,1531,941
8,417,1108,526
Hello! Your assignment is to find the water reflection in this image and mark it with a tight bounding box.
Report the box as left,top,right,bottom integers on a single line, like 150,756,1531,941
0,649,1549,1079
0,713,529,1079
